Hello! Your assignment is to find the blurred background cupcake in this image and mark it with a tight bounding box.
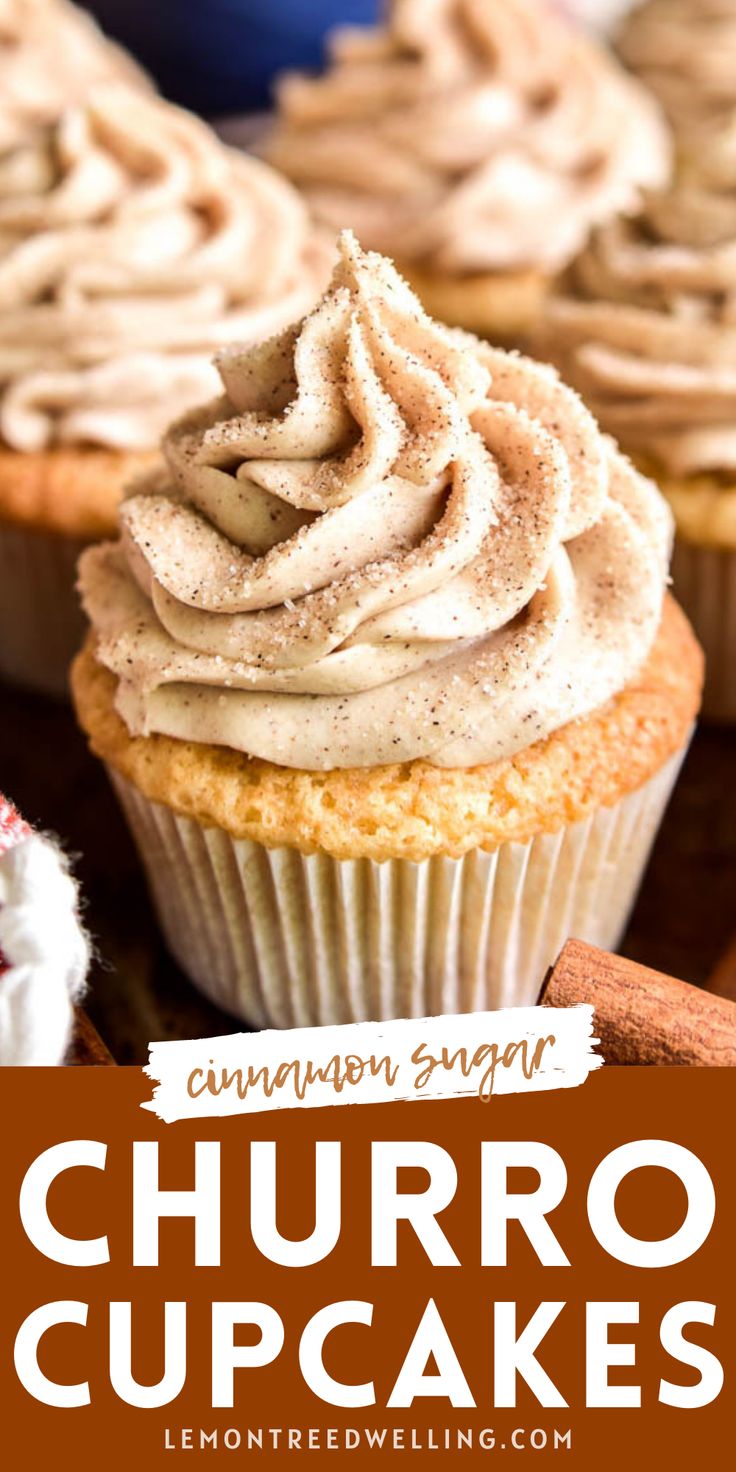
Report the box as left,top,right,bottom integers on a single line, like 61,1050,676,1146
262,0,670,339
540,0,736,722
72,234,702,1028
616,3,736,224
0,0,151,150
0,66,329,698
618,0,736,146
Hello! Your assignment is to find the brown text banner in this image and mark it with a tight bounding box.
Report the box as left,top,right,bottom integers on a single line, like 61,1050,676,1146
0,1068,733,1466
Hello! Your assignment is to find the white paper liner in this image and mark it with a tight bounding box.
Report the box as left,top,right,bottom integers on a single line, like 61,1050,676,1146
107,747,685,1028
672,539,736,722
0,520,88,698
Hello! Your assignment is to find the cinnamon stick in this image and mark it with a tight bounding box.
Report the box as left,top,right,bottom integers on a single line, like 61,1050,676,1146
540,938,736,1067
66,1007,116,1067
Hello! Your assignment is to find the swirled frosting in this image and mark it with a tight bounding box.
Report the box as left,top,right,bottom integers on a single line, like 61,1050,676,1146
266,0,670,276
541,178,736,477
79,233,671,772
0,85,329,452
619,0,736,142
0,0,150,151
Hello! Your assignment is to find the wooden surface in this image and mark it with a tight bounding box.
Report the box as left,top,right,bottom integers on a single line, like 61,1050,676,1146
542,939,736,1067
1,679,735,1066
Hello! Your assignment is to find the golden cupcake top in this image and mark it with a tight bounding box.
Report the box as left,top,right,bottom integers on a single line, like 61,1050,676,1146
79,232,672,773
541,178,736,480
0,85,330,453
0,0,149,150
266,0,670,276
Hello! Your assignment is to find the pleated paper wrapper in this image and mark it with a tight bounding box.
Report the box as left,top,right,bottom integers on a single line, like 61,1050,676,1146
0,520,88,699
672,539,736,722
108,747,685,1029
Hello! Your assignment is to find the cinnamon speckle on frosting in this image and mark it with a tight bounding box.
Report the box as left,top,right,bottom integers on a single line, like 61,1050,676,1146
79,231,672,771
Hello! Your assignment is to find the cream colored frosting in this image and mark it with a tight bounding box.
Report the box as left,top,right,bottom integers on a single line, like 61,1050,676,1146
0,0,150,150
542,180,736,478
79,233,671,772
266,0,670,276
619,0,736,141
0,85,330,452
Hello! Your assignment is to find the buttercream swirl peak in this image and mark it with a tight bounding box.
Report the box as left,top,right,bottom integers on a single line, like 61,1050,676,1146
0,83,329,452
266,0,670,275
619,0,736,143
0,0,150,151
541,175,736,478
80,232,672,771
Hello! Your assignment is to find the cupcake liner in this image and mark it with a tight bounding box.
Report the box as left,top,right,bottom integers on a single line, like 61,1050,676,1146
0,520,87,699
672,539,736,722
107,747,686,1029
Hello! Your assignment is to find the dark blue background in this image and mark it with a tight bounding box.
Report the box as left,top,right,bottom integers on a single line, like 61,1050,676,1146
83,0,380,116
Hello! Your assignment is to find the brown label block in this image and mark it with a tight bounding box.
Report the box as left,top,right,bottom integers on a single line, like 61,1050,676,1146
0,1067,733,1466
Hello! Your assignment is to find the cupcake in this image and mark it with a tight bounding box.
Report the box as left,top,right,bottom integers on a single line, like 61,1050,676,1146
539,176,736,720
265,0,670,340
0,0,150,151
0,789,89,1063
618,0,736,143
71,233,702,1028
618,1,736,226
0,84,329,697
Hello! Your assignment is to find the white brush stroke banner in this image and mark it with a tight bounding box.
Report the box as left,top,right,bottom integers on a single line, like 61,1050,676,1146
143,1006,602,1122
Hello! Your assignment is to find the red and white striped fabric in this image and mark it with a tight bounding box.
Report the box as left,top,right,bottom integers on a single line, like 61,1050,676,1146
0,793,89,1065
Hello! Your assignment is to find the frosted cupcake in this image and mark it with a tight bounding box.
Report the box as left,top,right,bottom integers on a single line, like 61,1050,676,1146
73,233,702,1028
265,0,670,340
618,0,736,144
540,177,736,720
0,0,150,151
617,1,736,227
0,84,329,696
